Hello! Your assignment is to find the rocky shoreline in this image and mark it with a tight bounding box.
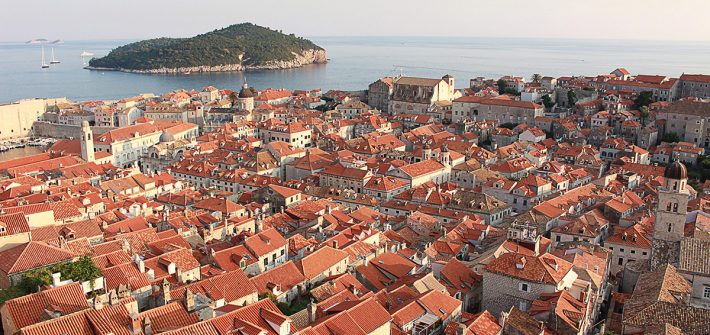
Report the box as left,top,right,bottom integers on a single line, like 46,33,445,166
85,49,327,74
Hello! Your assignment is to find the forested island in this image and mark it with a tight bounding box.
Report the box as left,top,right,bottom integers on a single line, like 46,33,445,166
86,23,327,73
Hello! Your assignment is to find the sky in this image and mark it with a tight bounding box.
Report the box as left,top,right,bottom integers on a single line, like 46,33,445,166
2,0,710,42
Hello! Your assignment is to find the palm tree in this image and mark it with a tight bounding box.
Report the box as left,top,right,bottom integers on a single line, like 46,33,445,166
531,73,542,84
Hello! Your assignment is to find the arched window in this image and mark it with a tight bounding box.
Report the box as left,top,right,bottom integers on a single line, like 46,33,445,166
673,203,679,212
667,202,672,211
667,223,673,233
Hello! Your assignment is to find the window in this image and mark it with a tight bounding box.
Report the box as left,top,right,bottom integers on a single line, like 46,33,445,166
704,287,710,299
519,301,527,312
618,258,624,266
519,283,530,292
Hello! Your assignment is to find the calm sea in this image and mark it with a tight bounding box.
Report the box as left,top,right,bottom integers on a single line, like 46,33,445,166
1,37,709,103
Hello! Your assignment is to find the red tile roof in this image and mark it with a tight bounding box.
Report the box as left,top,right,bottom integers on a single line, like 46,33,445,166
0,241,75,274
485,252,573,285
296,246,349,280
249,260,306,296
4,282,90,330
245,228,288,257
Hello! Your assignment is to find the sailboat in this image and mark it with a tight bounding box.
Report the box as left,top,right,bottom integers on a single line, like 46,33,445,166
80,50,95,65
50,47,60,64
41,46,49,68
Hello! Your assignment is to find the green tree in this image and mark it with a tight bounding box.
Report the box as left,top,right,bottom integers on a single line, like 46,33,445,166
20,268,52,293
531,73,542,83
55,256,101,283
541,94,555,109
567,89,577,106
639,106,650,125
661,132,681,143
634,91,654,109
497,79,507,94
229,91,238,107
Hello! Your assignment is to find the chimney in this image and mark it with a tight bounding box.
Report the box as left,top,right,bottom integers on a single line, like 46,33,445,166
534,236,541,256
93,294,105,310
134,254,145,273
109,290,119,306
129,312,141,335
456,323,467,335
307,302,317,324
143,316,153,335
51,272,62,287
162,279,171,304
185,289,195,312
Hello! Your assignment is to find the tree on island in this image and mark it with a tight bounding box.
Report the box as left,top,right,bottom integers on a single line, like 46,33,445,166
634,91,654,109
531,73,542,83
497,79,507,94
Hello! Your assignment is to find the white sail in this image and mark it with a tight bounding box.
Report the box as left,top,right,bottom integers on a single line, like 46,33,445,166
50,47,60,64
41,46,49,68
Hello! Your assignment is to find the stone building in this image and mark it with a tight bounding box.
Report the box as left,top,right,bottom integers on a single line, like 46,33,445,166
388,75,456,115
656,99,710,149
481,252,578,317
650,161,692,270
452,95,544,125
367,77,393,112
679,74,710,99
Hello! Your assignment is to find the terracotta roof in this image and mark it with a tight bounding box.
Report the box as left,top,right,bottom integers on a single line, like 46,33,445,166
249,261,306,296
295,246,349,280
485,252,573,285
138,302,200,333
211,298,294,335
245,228,288,257
0,241,75,274
171,269,257,303
4,282,90,330
398,160,446,178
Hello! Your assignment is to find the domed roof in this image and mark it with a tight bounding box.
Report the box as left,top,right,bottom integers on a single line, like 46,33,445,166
159,129,175,143
664,160,688,180
238,83,253,98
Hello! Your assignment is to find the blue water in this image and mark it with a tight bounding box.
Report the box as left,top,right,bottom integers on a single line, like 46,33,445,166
1,37,709,103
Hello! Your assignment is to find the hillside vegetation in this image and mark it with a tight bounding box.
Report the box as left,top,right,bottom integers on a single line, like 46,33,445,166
88,23,323,70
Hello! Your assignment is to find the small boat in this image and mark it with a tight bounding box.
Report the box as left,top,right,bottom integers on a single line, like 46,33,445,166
50,47,60,64
41,46,49,68
183,71,191,75
81,51,95,65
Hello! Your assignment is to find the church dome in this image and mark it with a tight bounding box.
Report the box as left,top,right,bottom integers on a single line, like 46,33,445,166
238,84,253,98
159,129,175,143
664,160,688,180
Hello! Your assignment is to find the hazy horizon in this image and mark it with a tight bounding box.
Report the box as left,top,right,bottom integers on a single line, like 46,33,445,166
3,0,710,42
